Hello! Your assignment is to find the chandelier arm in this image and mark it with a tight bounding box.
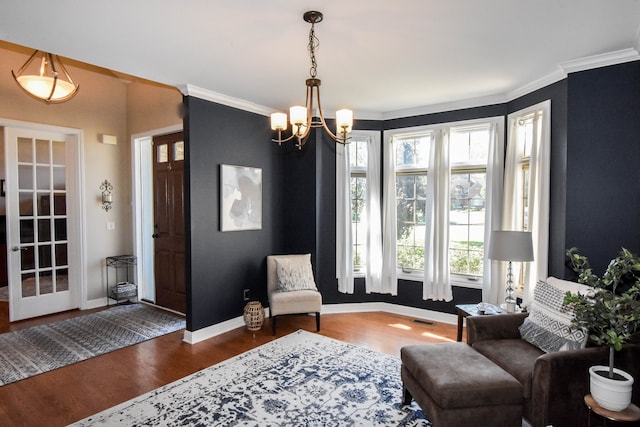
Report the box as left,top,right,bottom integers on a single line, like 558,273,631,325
13,50,40,76
46,53,58,102
314,85,349,144
54,54,77,86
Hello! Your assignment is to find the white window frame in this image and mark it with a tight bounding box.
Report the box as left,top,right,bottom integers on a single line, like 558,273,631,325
384,117,503,289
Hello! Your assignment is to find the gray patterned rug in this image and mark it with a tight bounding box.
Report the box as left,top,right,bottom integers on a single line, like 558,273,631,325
0,304,185,386
72,330,431,426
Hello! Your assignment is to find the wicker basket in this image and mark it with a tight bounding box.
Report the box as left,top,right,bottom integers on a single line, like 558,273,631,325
243,301,265,331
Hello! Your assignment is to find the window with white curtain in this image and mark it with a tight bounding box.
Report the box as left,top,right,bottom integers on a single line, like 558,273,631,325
336,130,382,294
349,138,368,271
394,134,431,271
387,121,496,287
500,101,551,304
449,126,490,281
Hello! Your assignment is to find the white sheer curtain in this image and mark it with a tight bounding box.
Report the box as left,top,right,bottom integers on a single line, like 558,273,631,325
422,130,452,301
482,122,505,304
381,135,398,295
501,100,551,306
335,142,354,293
365,135,383,293
335,131,383,294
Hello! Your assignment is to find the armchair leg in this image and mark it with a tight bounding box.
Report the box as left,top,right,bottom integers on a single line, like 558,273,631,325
272,316,276,335
315,312,320,331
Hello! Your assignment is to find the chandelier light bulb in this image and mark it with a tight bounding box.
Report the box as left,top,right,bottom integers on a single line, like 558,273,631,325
336,109,353,134
270,112,287,131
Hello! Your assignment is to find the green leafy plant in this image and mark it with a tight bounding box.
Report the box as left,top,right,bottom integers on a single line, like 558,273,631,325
563,247,640,378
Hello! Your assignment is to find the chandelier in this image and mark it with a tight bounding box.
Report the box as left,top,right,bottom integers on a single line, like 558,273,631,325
270,11,353,149
12,50,79,103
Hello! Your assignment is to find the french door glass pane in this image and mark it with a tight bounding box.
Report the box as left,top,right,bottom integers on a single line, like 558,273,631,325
16,136,69,299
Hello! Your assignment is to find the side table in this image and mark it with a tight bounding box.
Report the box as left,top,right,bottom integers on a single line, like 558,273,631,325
584,394,640,426
455,303,503,342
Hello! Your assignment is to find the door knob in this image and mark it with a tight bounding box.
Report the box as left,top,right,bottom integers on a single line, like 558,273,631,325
11,246,27,252
152,233,159,238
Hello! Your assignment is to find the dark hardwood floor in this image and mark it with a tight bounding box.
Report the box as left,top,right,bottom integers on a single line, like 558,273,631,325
0,301,458,426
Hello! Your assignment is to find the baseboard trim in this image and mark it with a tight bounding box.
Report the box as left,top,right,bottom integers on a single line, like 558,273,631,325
183,302,456,344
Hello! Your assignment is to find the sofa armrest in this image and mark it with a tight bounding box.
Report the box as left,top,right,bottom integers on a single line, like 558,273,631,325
530,346,609,427
466,313,528,346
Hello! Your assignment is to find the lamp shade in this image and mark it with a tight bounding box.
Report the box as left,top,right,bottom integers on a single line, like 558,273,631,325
488,231,534,262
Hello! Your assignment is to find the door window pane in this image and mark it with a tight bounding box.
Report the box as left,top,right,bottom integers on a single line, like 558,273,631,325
19,193,34,216
18,165,33,190
20,219,34,244
174,141,184,161
53,167,66,190
56,268,69,291
54,219,67,240
52,141,65,165
21,274,36,297
35,139,49,164
38,219,51,242
157,144,168,163
36,166,50,190
18,137,33,163
39,272,53,295
21,247,35,270
55,243,68,266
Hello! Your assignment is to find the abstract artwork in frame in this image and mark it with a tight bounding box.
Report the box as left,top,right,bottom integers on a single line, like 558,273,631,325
220,164,262,231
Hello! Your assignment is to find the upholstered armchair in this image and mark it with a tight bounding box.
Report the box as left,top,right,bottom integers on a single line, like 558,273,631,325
266,254,322,335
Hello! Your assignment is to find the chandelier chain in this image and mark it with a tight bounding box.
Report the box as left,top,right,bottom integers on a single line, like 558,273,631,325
308,22,319,78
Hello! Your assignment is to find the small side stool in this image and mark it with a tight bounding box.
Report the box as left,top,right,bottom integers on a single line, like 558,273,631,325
584,394,640,426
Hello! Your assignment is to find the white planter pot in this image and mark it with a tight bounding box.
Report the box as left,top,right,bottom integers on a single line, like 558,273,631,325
589,365,634,411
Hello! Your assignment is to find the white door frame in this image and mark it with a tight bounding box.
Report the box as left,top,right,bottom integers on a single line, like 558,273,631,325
1,118,86,320
131,124,182,304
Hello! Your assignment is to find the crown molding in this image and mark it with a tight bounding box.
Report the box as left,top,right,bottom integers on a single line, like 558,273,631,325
177,84,274,117
506,68,567,102
179,48,640,122
559,48,640,74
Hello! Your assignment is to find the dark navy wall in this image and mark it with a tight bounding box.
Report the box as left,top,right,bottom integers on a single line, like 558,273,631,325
564,61,640,276
183,61,640,332
183,97,284,331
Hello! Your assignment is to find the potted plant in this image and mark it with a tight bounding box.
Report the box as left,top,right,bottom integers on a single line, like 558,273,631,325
563,247,640,411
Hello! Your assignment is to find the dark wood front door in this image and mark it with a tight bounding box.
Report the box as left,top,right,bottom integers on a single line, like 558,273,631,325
153,132,185,313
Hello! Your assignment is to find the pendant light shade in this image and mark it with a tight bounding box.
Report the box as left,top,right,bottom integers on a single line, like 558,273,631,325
12,50,79,103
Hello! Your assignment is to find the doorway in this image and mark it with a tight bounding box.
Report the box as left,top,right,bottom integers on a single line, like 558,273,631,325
132,125,185,314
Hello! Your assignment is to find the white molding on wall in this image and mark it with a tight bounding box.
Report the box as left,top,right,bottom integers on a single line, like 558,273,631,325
177,84,274,117
560,48,640,74
182,302,457,345
179,49,640,122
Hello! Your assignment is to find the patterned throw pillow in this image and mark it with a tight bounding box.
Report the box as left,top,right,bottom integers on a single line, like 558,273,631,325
275,255,317,292
519,278,589,353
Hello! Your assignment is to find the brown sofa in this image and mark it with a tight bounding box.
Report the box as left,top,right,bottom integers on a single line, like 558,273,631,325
467,312,640,427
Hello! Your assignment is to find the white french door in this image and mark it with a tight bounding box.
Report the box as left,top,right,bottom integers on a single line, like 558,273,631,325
5,126,81,321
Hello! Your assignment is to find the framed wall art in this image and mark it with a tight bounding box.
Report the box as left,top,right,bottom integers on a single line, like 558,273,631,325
220,164,262,232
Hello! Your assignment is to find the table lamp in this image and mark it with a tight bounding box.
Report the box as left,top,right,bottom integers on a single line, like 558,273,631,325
488,230,534,313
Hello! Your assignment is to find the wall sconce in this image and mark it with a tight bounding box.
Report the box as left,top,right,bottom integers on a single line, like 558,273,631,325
100,180,113,211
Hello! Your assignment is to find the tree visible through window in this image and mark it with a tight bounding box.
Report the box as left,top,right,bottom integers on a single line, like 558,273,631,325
449,126,489,278
349,138,367,270
394,135,430,270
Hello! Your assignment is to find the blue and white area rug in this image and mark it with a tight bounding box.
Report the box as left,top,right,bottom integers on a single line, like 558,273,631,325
73,330,431,426
0,304,185,386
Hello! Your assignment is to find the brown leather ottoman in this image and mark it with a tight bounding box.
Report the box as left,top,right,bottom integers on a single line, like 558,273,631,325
401,342,523,427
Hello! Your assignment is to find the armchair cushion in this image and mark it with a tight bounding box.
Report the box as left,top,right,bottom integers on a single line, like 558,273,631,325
472,339,543,399
518,278,589,353
274,254,317,292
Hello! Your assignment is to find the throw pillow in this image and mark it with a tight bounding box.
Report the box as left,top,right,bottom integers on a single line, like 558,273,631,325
275,255,317,292
519,277,589,353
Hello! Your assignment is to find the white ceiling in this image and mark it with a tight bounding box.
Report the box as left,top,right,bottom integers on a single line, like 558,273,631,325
1,0,639,119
